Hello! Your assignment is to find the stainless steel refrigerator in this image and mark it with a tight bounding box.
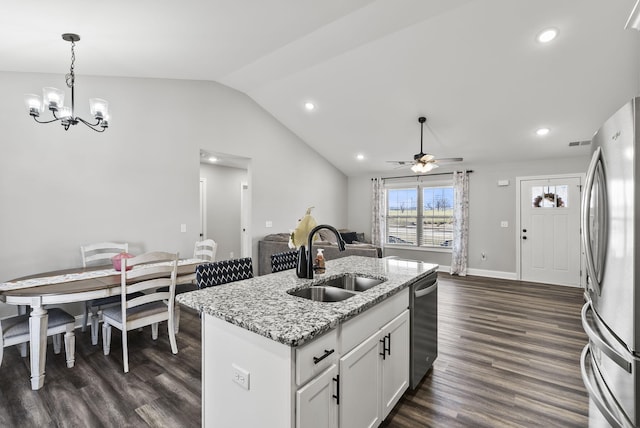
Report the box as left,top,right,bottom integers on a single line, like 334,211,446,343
581,97,640,428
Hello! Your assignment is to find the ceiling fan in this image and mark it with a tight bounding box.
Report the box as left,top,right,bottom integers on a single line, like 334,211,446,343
387,116,463,173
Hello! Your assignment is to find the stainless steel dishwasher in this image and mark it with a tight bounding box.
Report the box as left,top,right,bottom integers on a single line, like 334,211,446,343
410,270,438,389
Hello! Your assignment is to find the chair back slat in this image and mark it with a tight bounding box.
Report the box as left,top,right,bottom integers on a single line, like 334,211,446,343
196,257,253,289
271,250,298,273
81,242,128,267
194,239,217,261
120,252,178,312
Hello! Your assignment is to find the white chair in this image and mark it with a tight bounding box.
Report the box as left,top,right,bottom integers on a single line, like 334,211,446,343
194,239,217,261
102,251,178,373
80,242,132,345
1,308,76,369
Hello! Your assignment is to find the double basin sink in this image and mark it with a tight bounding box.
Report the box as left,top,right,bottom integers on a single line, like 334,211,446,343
288,274,385,303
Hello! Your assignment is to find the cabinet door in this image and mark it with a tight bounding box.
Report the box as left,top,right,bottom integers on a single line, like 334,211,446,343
380,310,410,418
339,331,382,428
296,364,339,428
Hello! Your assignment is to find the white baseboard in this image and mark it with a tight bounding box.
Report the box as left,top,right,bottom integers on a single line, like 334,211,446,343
466,268,517,280
437,264,517,280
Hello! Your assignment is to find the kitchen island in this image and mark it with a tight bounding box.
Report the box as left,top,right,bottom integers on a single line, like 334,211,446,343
177,255,437,428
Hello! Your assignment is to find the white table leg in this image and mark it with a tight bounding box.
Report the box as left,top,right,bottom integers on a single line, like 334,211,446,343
28,298,47,390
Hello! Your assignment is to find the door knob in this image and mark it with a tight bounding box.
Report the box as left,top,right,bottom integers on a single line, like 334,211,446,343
522,229,527,233
522,236,527,240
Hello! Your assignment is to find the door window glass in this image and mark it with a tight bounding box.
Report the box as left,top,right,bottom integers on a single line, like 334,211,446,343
531,185,568,208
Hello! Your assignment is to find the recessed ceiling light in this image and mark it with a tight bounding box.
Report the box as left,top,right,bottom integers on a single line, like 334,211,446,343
209,156,218,162
304,102,315,111
356,154,364,160
536,128,550,136
537,28,558,43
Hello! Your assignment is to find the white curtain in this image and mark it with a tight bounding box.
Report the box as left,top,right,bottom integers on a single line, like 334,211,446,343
450,170,470,276
371,178,385,247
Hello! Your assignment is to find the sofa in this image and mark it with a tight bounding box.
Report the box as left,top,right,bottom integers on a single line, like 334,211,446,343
258,231,382,275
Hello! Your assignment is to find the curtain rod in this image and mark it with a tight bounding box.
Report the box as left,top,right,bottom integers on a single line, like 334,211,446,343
375,170,474,181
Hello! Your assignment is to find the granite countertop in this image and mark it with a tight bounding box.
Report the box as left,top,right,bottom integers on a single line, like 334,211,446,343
176,255,438,347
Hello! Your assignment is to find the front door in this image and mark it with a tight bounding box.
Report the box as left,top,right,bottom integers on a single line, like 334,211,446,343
519,176,582,286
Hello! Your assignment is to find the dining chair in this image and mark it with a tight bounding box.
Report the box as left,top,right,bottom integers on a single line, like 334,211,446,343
196,257,253,289
270,250,298,273
0,308,76,369
80,241,140,346
194,239,217,262
101,251,178,373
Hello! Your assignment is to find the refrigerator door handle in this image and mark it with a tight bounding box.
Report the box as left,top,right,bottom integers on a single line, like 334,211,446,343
581,302,632,373
580,344,634,428
581,147,607,296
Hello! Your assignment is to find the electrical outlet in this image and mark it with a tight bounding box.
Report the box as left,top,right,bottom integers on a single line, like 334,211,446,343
232,364,250,390
230,252,234,258
500,221,508,228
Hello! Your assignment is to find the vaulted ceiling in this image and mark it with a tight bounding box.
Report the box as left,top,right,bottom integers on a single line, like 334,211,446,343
2,0,639,175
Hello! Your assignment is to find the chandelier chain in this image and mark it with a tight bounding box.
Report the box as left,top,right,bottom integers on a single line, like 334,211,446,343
65,40,75,89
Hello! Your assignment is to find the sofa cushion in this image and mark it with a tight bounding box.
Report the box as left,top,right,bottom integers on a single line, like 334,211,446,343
263,233,291,242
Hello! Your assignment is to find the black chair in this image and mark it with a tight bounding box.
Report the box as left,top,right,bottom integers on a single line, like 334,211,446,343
270,250,298,273
196,257,254,289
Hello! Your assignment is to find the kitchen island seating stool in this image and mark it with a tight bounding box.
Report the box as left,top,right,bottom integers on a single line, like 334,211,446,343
1,308,76,369
80,241,143,346
101,251,179,373
196,257,253,289
270,250,298,273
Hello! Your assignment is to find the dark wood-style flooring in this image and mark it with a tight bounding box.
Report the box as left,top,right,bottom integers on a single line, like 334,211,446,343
0,274,588,427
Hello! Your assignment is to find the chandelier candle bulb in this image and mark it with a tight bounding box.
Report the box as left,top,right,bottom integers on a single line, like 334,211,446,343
42,87,64,110
89,98,108,119
24,94,43,116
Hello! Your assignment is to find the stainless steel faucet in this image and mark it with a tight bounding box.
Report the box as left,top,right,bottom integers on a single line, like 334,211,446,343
296,224,346,279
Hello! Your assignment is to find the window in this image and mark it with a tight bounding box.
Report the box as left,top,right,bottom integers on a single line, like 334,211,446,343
531,185,568,208
385,181,454,248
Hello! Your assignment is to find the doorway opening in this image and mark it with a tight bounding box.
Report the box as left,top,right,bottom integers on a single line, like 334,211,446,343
199,149,251,261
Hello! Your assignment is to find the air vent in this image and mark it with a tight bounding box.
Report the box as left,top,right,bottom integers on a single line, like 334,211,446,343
568,140,591,147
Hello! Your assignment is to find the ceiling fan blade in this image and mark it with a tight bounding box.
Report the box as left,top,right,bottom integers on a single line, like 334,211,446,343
434,157,463,164
386,160,413,165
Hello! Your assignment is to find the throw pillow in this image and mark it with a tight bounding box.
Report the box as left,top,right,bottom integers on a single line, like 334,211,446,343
340,231,359,244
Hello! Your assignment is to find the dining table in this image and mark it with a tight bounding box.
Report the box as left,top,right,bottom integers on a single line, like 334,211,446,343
0,258,203,390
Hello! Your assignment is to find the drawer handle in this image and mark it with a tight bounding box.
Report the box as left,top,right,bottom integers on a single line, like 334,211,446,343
313,349,335,364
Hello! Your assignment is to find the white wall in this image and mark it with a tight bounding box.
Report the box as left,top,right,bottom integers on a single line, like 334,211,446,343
199,163,247,260
347,156,590,277
0,71,347,317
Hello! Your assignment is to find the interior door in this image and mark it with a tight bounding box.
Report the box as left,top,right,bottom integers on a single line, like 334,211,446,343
520,176,582,286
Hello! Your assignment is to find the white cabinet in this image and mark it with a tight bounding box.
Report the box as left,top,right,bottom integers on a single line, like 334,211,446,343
339,331,383,428
339,309,410,428
380,310,410,418
296,364,339,428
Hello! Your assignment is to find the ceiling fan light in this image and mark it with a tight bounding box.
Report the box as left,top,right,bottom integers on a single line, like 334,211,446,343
410,164,421,173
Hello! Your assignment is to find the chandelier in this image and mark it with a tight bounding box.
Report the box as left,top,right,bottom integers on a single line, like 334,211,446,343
24,33,109,132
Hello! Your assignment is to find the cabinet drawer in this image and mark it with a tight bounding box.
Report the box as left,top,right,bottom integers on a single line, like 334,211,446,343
341,288,409,354
296,329,338,386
